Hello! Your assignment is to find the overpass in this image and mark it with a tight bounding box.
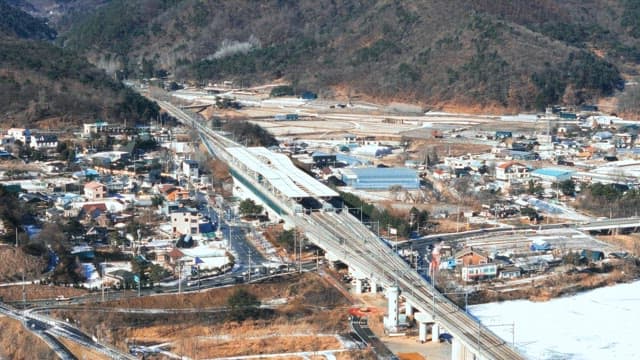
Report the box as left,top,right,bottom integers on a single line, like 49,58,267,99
577,217,640,232
155,99,526,360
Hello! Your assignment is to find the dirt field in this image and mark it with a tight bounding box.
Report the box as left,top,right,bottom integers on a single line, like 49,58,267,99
0,316,56,360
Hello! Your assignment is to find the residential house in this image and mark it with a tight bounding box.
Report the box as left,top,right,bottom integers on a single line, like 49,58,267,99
170,207,200,235
80,203,108,222
461,263,498,282
7,128,30,144
498,266,522,279
495,162,530,183
455,247,490,266
84,181,107,200
167,188,190,202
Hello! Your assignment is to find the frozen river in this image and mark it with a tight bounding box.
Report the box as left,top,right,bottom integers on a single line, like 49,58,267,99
469,280,640,360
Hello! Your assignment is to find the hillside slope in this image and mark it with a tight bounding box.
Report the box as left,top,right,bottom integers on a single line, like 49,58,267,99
0,1,159,127
60,0,640,111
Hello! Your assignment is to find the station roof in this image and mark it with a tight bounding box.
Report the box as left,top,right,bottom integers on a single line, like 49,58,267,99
227,147,338,199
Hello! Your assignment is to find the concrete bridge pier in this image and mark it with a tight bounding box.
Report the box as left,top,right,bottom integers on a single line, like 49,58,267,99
451,338,462,360
384,286,400,332
451,338,482,360
432,322,440,342
414,313,432,343
354,278,363,294
370,278,378,294
405,300,414,317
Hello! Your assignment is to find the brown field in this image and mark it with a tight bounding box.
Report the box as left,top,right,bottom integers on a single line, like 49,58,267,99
0,316,56,360
597,234,640,255
0,284,87,302
0,245,46,282
58,337,111,360
171,334,342,358
52,273,358,359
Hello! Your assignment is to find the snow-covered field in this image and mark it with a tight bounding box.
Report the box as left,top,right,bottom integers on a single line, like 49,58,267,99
469,281,640,359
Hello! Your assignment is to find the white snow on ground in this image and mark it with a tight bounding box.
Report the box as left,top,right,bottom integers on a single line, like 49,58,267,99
469,281,640,360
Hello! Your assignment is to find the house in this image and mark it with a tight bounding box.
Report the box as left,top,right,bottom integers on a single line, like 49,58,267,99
7,128,30,144
80,203,108,221
461,263,498,282
84,181,107,200
498,266,522,279
344,134,357,144
495,131,512,140
495,162,530,183
29,134,58,150
581,249,605,263
170,207,200,235
166,188,190,202
455,247,489,266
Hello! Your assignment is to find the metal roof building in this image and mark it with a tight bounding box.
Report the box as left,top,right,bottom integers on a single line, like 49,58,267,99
531,168,575,182
227,147,338,200
340,167,420,190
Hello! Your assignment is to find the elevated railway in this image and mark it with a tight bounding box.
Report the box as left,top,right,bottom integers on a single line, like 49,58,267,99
154,98,526,360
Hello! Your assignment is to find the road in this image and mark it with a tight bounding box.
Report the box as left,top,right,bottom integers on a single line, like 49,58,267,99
1,302,135,359
350,316,397,360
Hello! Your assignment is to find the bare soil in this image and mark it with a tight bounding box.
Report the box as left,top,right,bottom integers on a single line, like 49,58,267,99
0,245,46,282
597,234,640,255
58,337,111,360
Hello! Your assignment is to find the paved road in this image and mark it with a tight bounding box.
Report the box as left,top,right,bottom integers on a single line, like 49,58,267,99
350,316,397,360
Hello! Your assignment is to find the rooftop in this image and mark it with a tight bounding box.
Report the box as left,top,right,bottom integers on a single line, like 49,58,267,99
531,168,575,177
227,146,338,199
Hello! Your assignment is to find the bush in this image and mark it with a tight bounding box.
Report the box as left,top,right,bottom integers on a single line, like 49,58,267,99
227,288,260,321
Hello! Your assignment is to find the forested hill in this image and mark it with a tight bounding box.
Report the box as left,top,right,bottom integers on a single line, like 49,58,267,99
58,0,640,111
0,0,56,40
0,1,159,127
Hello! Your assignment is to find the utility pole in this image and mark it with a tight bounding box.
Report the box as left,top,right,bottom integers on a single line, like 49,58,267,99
299,230,303,274
248,251,252,282
178,261,182,295
477,320,481,359
22,269,26,308
15,227,18,248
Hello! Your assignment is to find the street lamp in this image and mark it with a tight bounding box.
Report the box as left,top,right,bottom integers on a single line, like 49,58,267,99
485,322,516,348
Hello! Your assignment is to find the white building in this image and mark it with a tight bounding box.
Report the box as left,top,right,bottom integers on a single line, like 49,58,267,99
495,161,530,183
7,128,29,144
171,208,200,235
29,134,58,150
84,181,107,201
182,159,199,179
83,122,110,137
